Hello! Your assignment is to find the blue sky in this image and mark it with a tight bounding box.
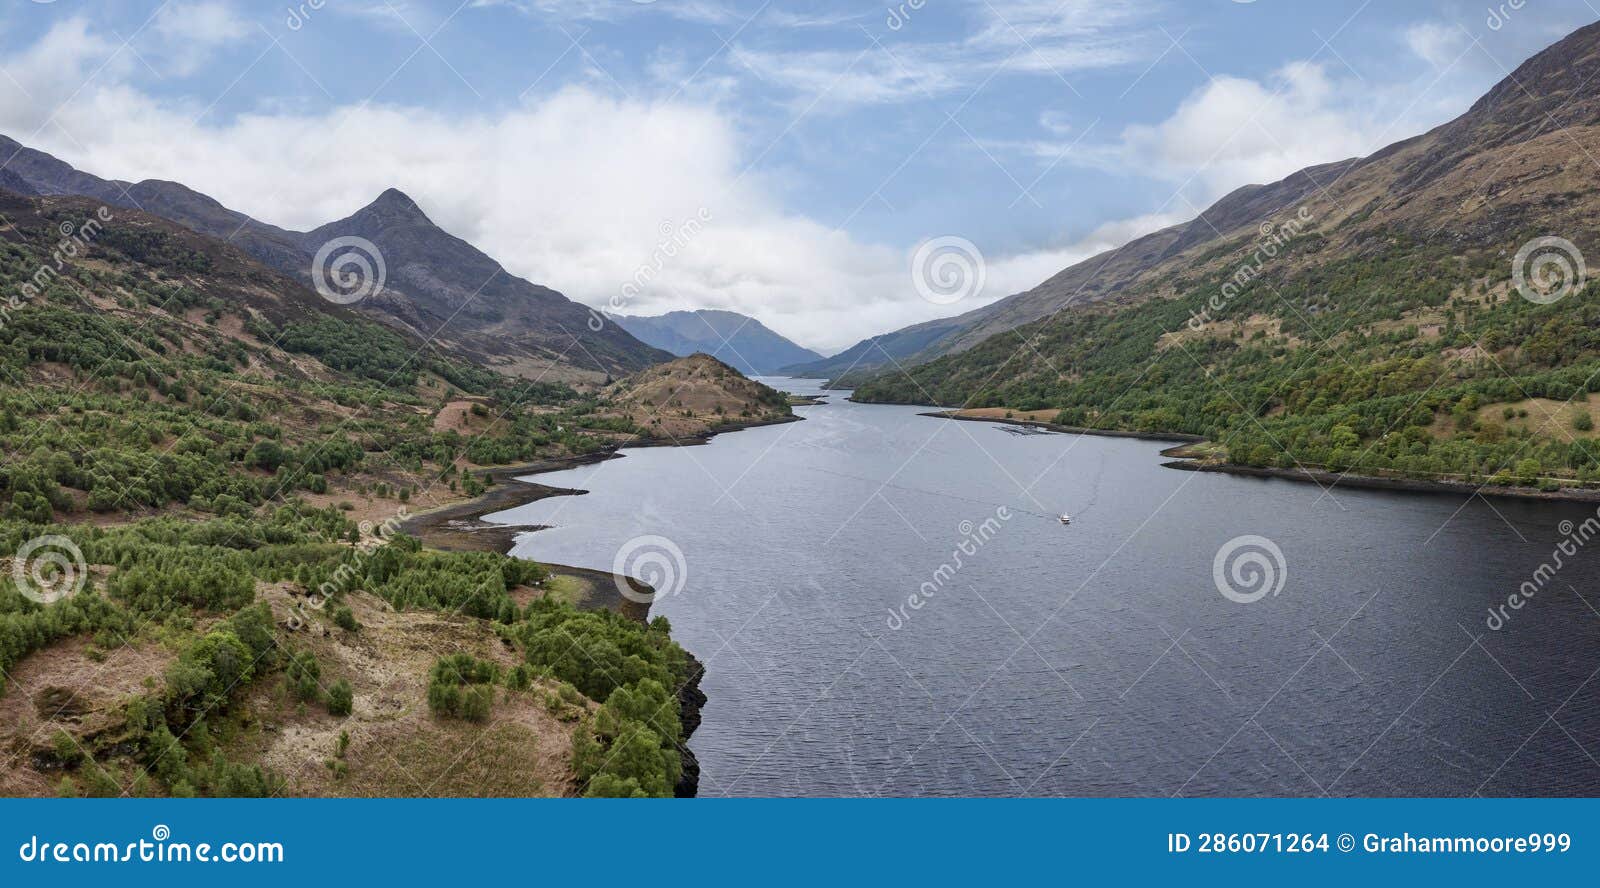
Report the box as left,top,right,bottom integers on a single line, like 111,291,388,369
0,0,1595,349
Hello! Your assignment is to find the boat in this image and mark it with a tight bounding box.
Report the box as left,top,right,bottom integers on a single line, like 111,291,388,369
1059,514,1072,525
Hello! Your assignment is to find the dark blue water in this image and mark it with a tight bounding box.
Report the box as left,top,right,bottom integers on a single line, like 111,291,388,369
492,379,1600,797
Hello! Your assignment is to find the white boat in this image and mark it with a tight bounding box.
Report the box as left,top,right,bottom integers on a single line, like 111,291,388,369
1059,514,1072,525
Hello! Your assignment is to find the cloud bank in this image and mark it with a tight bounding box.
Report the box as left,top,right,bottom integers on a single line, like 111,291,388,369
0,6,1526,351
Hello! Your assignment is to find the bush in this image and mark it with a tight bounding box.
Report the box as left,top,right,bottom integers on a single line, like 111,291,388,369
332,605,359,632
286,649,322,703
425,653,499,721
327,679,353,716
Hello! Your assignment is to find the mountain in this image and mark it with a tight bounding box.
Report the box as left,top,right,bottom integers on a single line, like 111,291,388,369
836,21,1600,377
611,309,821,375
301,189,670,379
0,186,710,798
818,162,1356,380
0,168,37,196
778,316,962,378
855,21,1600,493
0,136,669,382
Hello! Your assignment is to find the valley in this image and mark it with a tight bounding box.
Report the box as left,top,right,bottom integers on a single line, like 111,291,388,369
4,9,1600,806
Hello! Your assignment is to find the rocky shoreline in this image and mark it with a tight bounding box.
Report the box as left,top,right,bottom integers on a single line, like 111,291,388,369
398,413,802,798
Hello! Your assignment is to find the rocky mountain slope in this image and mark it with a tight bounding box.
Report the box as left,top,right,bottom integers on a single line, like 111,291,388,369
0,137,669,383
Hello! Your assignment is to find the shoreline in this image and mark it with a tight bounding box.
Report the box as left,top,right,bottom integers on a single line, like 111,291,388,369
918,408,1600,505
918,409,1205,444
1159,456,1600,504
398,411,801,799
399,413,805,601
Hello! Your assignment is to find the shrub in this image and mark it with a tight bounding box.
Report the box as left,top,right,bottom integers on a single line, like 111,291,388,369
332,605,359,632
286,649,322,703
425,653,499,721
327,679,353,716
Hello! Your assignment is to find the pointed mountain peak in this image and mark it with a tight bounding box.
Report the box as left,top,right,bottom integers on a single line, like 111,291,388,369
357,188,434,226
307,187,440,245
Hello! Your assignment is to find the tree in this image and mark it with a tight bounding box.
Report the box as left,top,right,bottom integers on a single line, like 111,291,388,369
327,679,353,716
1515,457,1543,486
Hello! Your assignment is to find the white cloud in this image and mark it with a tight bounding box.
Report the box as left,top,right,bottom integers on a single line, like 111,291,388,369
153,2,249,45
0,18,124,135
470,0,739,26
966,0,1158,76
729,0,1161,112
0,19,992,351
1405,21,1471,71
1103,55,1478,206
0,12,1505,353
728,45,966,109
151,2,251,76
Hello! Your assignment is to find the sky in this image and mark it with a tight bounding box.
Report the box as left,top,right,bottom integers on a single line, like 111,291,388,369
0,1,1595,352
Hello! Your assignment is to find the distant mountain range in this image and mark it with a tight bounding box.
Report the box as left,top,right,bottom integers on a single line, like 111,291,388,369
777,319,961,379
0,136,669,382
610,309,821,376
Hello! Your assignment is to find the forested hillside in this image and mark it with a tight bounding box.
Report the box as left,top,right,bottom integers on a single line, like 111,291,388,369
0,188,730,797
857,229,1600,489
854,22,1600,492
